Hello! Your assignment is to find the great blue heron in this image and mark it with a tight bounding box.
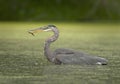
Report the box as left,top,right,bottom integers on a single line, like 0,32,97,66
28,25,108,65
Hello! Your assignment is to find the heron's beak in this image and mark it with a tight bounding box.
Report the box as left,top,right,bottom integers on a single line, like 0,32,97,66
28,26,47,36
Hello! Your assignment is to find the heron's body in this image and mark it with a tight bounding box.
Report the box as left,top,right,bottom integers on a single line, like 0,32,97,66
53,48,107,65
28,25,108,65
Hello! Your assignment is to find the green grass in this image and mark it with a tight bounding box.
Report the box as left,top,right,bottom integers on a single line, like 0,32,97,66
0,22,120,84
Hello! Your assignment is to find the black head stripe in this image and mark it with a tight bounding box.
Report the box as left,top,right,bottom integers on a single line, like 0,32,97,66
47,25,56,28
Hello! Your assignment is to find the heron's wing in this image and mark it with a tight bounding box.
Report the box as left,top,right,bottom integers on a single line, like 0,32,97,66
54,48,107,65
54,48,90,65
54,48,75,54
55,53,91,65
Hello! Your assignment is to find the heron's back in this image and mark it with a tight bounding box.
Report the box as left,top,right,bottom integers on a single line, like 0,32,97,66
54,48,107,65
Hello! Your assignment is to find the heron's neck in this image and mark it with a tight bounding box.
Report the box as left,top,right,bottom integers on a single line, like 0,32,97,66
44,29,59,62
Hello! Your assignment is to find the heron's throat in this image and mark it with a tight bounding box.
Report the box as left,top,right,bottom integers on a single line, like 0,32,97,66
44,29,59,62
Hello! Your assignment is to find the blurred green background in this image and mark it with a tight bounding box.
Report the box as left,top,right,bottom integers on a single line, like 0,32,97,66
0,0,120,21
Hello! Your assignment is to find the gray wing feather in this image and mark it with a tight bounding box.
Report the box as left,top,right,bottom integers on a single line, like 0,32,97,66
54,48,107,65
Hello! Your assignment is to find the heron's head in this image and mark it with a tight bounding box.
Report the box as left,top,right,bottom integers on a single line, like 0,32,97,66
28,25,56,36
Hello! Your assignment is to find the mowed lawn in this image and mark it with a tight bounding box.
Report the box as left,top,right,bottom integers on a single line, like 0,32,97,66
0,22,120,84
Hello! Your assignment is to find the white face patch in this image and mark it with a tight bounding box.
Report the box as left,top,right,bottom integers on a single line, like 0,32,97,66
44,28,52,32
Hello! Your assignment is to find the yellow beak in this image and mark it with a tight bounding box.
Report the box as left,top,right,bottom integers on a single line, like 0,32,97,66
28,28,43,36
28,25,51,36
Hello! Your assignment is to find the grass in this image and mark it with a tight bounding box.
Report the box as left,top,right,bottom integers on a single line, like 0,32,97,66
0,22,120,84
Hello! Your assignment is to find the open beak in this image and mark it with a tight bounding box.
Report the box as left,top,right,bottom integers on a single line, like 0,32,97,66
28,26,47,36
